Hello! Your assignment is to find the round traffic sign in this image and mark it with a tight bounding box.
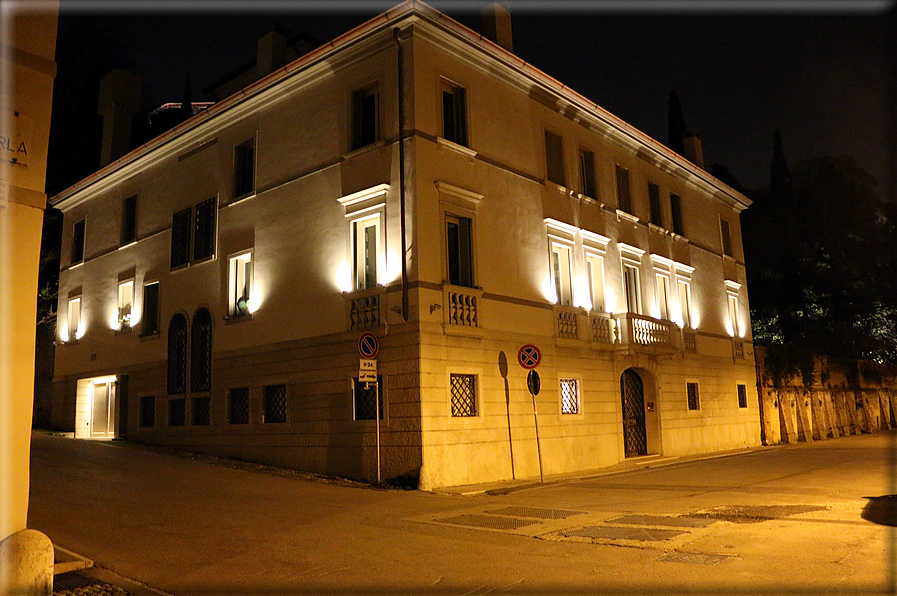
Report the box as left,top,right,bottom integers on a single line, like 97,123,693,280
358,332,379,358
527,369,541,396
518,344,541,369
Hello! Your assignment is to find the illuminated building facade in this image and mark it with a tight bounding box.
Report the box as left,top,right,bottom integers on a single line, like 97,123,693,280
51,1,759,489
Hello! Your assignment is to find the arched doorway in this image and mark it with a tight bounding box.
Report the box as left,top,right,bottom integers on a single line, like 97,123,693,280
621,369,647,457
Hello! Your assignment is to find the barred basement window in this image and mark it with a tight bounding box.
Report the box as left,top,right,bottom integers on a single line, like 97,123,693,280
229,387,249,424
139,396,155,427
190,308,212,393
450,373,477,417
192,397,211,426
687,382,700,411
737,384,748,408
353,376,383,420
167,314,187,395
560,378,580,415
263,384,287,424
168,398,186,426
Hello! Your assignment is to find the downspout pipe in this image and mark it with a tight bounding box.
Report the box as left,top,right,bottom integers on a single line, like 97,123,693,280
394,27,409,322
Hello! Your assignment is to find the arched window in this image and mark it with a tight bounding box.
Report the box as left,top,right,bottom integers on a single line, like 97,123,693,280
167,314,187,395
190,308,212,392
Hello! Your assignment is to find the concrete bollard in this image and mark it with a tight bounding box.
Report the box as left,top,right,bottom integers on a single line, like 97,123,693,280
0,529,54,596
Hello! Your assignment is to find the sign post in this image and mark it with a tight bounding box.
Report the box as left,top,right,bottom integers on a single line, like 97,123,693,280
358,333,381,482
518,345,544,483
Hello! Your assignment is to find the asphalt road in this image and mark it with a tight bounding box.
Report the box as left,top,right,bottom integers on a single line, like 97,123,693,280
29,431,897,596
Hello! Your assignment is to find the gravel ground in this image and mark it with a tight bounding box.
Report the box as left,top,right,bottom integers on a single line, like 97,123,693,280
54,583,132,596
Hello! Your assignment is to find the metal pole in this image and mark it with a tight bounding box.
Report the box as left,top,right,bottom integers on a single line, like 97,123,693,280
531,388,543,482
376,381,381,483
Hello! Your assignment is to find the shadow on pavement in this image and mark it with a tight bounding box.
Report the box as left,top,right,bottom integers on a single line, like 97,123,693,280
861,494,897,526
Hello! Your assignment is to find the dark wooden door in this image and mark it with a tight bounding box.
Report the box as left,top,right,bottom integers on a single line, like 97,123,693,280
621,369,647,457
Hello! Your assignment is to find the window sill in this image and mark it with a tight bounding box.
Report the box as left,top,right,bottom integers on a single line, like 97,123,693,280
224,312,253,325
437,137,477,159
616,209,639,224
545,180,569,194
228,191,257,207
723,254,737,263
648,223,668,234
139,331,161,341
670,232,689,243
345,140,386,159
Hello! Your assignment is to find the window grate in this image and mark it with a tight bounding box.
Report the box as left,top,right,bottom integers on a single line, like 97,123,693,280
450,374,477,417
167,314,187,395
229,387,249,424
139,396,155,427
683,329,697,353
264,384,287,423
737,384,748,408
560,378,580,414
192,396,210,425
190,308,212,392
732,339,744,359
354,376,383,420
687,382,700,411
168,398,186,427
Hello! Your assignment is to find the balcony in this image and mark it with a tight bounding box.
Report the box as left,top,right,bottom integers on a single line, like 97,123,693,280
443,285,481,328
346,288,383,330
613,313,676,349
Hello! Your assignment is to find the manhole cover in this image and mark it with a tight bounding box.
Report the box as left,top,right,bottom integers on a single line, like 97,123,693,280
53,571,102,592
559,525,686,541
437,514,537,530
657,552,735,566
690,505,826,524
488,506,587,519
607,514,715,528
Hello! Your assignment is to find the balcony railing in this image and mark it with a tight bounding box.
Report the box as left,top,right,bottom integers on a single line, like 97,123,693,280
349,292,381,330
590,312,615,344
556,308,579,340
445,287,478,327
611,313,676,349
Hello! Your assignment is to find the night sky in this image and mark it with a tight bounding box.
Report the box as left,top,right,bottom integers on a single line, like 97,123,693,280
47,0,894,200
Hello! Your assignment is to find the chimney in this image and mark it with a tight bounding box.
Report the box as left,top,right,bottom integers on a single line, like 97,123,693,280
97,69,142,167
682,133,704,169
256,29,288,79
481,2,513,52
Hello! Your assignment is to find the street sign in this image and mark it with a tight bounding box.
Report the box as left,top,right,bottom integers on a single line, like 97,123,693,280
359,358,377,383
358,332,379,359
518,344,541,369
527,369,541,396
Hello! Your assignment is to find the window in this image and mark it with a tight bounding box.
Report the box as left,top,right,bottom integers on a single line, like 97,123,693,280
579,149,596,198
171,207,192,268
737,384,748,408
192,397,210,426
615,165,632,213
678,279,692,328
171,198,217,269
551,243,573,306
193,197,217,262
560,378,580,414
168,398,186,426
727,293,739,337
720,218,733,257
118,281,133,329
167,314,187,395
139,396,155,427
687,382,700,411
623,264,641,314
263,384,287,423
670,193,685,236
354,376,383,420
228,387,250,424
352,216,379,290
450,373,477,417
67,297,81,341
190,308,212,393
351,84,378,150
121,195,137,245
141,282,160,336
655,274,671,320
71,219,85,264
648,183,663,227
544,130,565,186
233,138,255,199
446,214,473,287
586,254,605,312
442,81,467,146
229,252,253,317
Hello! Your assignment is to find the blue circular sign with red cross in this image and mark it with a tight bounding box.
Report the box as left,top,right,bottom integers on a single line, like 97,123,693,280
518,344,541,369
358,332,379,359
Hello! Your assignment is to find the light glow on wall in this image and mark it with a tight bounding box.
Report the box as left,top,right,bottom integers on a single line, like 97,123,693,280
335,261,352,293
604,288,617,314
542,274,558,304
385,248,402,284
573,277,592,310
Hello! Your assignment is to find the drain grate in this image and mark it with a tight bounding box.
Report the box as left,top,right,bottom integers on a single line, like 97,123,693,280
437,514,538,530
53,571,102,592
488,506,587,520
657,552,735,566
559,525,686,541
607,514,715,528
690,505,827,524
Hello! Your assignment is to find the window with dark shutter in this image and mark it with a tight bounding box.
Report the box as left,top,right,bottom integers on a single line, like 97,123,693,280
649,183,663,227
170,208,192,268
352,85,378,150
193,198,217,262
190,308,212,393
228,387,250,424
167,314,187,395
141,282,160,336
71,220,85,264
544,130,565,186
233,139,255,198
670,193,685,236
615,165,632,213
720,218,733,256
446,215,473,288
579,150,596,198
442,82,467,147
